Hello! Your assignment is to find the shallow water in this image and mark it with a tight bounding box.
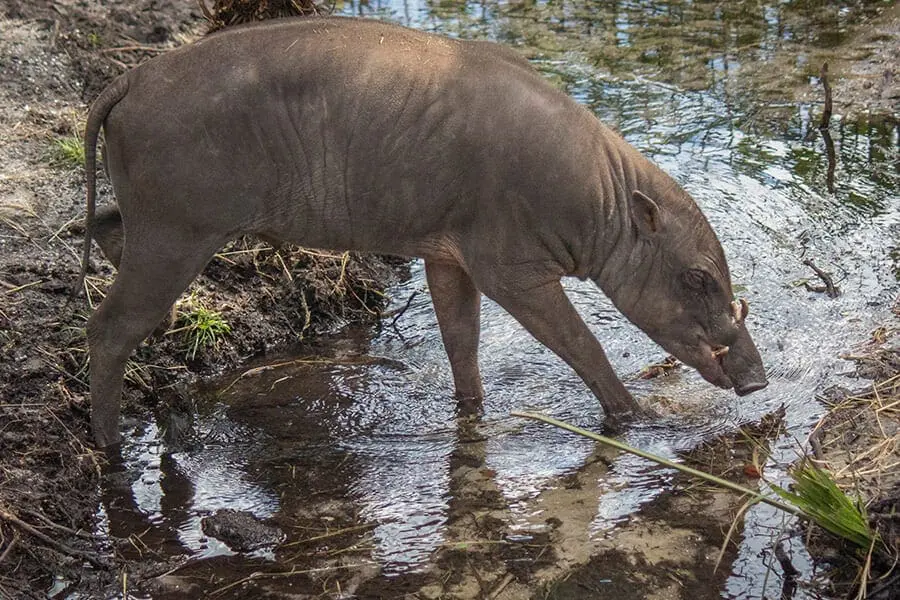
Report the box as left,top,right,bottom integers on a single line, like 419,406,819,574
99,1,898,597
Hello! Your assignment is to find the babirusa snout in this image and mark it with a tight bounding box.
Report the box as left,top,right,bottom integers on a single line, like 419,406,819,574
721,325,768,396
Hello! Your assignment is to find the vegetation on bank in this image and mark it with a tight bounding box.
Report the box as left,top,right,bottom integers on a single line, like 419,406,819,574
804,322,900,599
200,0,323,30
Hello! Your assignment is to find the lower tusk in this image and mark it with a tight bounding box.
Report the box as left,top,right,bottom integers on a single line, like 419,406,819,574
712,346,730,359
739,298,749,321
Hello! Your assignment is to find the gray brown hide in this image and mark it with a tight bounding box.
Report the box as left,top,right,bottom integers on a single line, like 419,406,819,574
79,17,768,447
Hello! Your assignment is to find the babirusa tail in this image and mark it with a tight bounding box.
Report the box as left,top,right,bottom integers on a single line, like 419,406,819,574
75,75,129,298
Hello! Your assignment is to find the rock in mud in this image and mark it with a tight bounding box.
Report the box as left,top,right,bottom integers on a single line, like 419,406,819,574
143,575,202,599
200,509,284,552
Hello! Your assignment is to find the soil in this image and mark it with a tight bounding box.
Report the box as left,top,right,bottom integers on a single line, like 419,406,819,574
0,2,898,599
201,509,286,552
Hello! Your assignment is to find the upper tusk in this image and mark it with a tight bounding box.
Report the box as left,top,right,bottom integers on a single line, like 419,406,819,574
731,298,749,324
712,346,730,359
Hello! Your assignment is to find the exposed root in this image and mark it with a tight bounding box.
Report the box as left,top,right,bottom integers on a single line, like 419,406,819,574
0,508,108,570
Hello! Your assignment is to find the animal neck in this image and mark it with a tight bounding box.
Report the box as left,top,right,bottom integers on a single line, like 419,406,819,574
587,132,652,305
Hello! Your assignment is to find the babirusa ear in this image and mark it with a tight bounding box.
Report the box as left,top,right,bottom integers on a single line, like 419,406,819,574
631,190,661,236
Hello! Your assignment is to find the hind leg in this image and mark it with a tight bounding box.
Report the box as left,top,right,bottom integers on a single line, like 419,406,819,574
87,236,222,447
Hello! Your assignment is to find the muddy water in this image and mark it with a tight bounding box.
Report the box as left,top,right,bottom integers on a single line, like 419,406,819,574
100,1,898,598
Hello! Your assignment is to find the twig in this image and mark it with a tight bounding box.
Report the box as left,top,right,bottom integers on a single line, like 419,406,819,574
281,522,376,548
0,508,107,569
808,428,825,461
20,509,92,540
218,357,334,395
380,290,420,326
3,280,43,295
854,536,877,600
803,258,840,298
489,573,515,599
819,63,833,131
209,563,371,596
98,45,166,54
821,127,836,194
0,533,18,565
774,540,799,578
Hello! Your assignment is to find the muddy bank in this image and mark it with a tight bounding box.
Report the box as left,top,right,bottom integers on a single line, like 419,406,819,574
798,307,900,599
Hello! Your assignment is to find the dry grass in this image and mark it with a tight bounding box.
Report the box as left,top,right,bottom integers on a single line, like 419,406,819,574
816,376,900,482
803,313,900,597
199,0,326,31
809,370,900,550
211,236,391,339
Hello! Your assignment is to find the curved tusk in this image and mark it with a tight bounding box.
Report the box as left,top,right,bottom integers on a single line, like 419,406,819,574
712,346,730,359
731,299,749,325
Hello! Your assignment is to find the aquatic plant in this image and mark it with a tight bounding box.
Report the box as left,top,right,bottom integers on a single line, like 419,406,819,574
770,461,875,550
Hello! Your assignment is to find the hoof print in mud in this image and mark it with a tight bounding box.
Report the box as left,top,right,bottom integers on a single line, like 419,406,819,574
200,509,285,553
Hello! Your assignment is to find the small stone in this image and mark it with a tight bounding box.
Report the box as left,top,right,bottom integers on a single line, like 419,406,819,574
200,509,284,552
143,575,201,599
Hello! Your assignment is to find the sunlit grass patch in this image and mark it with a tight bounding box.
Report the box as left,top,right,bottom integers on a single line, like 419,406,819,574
170,295,232,360
49,134,85,169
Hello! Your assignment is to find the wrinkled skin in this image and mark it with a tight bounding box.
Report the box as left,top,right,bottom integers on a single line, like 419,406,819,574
79,17,767,448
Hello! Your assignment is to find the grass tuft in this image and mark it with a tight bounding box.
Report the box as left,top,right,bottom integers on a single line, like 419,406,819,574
771,461,878,551
50,135,85,169
172,296,232,360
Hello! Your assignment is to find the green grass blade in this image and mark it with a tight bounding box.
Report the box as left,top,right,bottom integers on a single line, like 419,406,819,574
770,462,876,549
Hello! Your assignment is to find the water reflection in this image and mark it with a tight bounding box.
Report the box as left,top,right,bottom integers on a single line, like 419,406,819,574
99,0,898,597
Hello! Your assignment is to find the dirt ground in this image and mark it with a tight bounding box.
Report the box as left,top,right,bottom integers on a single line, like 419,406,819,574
0,1,898,599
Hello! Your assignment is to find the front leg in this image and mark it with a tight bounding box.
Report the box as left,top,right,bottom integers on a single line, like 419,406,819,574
481,277,643,421
425,260,484,400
